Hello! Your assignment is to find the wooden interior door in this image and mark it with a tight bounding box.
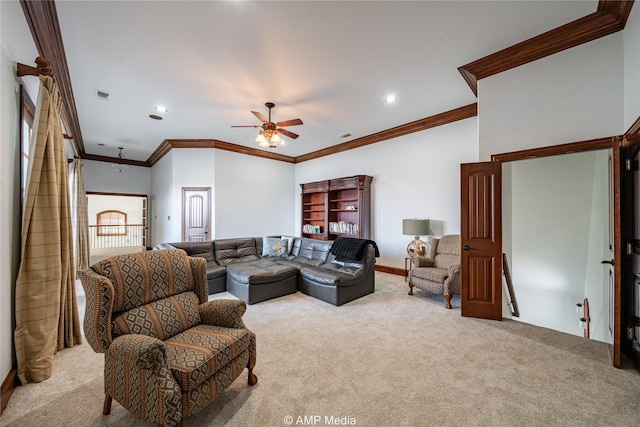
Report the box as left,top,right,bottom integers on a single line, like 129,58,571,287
182,187,211,242
460,161,503,320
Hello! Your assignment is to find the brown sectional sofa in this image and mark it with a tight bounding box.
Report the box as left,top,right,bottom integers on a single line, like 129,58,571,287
156,236,377,306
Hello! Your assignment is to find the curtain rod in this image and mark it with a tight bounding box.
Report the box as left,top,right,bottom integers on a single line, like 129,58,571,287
17,56,53,78
17,57,75,142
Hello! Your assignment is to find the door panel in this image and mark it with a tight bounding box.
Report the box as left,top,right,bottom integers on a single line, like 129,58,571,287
611,141,622,368
461,162,503,320
182,187,211,242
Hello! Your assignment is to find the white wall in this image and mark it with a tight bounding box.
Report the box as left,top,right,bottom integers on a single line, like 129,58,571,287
0,0,40,389
624,3,640,130
295,118,478,269
87,194,144,225
149,148,294,244
150,150,176,245
82,159,151,195
214,150,295,238
479,32,624,161
507,151,609,341
480,32,622,337
147,117,476,265
583,149,610,342
167,148,216,242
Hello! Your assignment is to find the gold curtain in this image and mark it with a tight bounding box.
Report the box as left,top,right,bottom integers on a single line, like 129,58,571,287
70,158,90,275
14,75,82,385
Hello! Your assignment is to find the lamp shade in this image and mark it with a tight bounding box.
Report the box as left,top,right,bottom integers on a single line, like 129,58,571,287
402,219,431,236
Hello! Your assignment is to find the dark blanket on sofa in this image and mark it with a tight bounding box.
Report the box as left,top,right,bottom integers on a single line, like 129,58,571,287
330,237,380,262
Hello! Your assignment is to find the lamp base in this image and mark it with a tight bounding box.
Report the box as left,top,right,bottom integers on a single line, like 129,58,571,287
407,237,427,258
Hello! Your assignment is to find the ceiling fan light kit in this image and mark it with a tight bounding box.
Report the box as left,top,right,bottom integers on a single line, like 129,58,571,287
232,102,303,149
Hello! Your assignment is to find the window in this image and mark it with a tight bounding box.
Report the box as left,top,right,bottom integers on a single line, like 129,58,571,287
20,86,35,202
97,210,127,236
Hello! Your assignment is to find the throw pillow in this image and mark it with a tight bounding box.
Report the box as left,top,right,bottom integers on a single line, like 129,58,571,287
262,237,288,257
281,235,295,256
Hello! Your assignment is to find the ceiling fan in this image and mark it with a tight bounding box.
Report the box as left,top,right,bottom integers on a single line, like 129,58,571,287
231,102,303,148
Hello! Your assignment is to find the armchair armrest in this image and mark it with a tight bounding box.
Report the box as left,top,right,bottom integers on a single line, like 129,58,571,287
199,299,247,329
412,256,435,268
106,335,182,426
79,268,115,353
188,256,208,303
449,263,460,275
109,334,167,371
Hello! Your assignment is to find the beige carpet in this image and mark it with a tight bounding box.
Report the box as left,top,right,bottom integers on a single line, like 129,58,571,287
3,272,640,426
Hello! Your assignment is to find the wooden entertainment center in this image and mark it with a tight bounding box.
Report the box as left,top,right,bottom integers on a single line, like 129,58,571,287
300,175,372,240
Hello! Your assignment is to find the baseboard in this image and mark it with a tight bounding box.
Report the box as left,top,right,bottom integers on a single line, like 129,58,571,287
0,368,17,415
375,264,406,276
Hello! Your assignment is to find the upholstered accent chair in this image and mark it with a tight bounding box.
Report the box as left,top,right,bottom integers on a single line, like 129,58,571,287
408,235,461,309
79,249,257,427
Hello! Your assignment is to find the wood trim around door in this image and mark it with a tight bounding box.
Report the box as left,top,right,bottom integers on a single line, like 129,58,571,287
491,137,616,162
181,187,212,242
612,137,624,367
492,135,624,368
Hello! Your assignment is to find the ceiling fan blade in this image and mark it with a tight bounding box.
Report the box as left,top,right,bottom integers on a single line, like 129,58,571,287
231,125,261,128
252,111,268,123
277,128,299,139
276,118,303,127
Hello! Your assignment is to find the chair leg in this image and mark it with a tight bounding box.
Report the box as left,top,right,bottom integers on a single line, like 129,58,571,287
247,356,258,385
103,394,112,415
444,293,452,309
408,282,414,295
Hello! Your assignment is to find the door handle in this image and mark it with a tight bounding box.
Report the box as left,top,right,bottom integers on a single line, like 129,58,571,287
601,259,614,266
463,245,471,251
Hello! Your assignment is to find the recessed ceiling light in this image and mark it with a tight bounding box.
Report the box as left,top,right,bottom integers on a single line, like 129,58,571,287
155,105,168,113
385,95,397,103
149,114,163,120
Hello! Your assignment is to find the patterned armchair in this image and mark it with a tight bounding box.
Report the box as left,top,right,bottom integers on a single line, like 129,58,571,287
79,249,257,427
408,235,461,309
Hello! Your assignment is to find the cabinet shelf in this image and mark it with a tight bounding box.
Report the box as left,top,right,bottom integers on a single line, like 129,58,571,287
300,175,372,240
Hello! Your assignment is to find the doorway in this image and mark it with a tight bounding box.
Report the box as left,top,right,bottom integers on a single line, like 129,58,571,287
182,187,211,242
503,150,610,342
87,192,148,264
461,137,627,367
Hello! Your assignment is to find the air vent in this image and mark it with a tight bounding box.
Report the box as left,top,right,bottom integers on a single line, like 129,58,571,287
95,90,110,100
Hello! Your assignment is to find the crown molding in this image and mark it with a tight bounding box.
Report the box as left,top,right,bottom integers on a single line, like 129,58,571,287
82,153,150,168
458,0,634,96
144,105,476,166
146,139,296,166
20,0,85,156
22,0,633,167
294,103,478,163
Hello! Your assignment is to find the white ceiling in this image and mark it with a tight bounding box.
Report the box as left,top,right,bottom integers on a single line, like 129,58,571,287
55,1,596,162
